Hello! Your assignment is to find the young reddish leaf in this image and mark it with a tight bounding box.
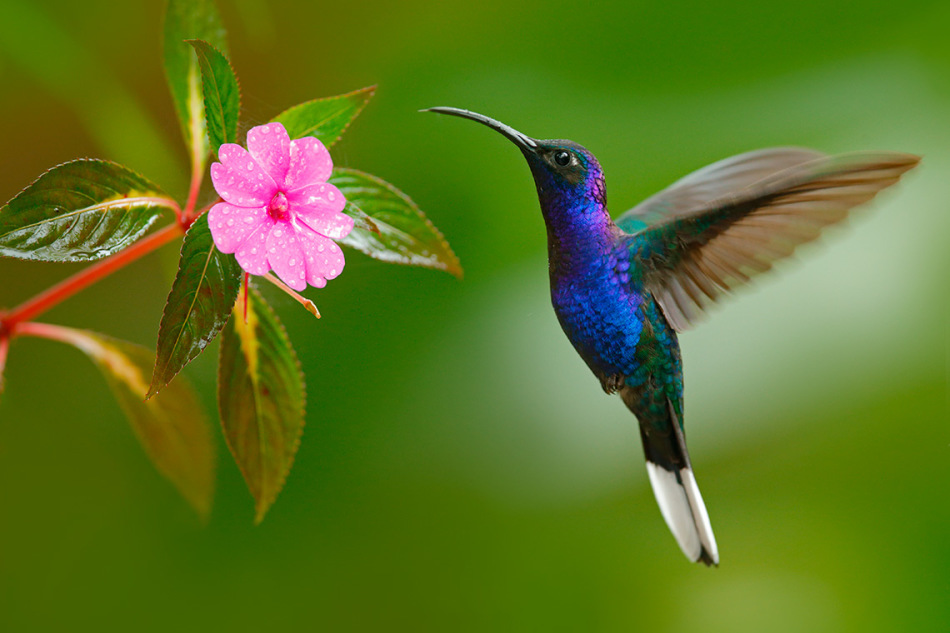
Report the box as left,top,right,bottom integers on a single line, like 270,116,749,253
148,213,242,399
187,39,240,154
50,326,215,519
218,284,305,523
0,159,177,262
271,85,375,148
164,0,228,174
330,168,462,277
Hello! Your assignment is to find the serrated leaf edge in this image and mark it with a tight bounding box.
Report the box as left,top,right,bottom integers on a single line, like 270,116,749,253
3,158,170,207
0,158,178,261
147,218,239,399
219,284,306,524
187,39,242,153
271,85,376,147
333,167,463,278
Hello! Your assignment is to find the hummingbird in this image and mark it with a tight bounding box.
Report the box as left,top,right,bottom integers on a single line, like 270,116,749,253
425,106,919,566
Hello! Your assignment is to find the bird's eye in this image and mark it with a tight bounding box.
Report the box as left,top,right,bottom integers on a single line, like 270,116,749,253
554,150,571,166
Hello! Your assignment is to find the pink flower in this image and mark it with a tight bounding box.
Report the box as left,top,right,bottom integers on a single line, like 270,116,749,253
208,122,352,291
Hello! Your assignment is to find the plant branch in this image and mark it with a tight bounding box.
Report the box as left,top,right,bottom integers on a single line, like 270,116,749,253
184,159,205,224
13,321,87,346
3,222,185,329
0,334,9,393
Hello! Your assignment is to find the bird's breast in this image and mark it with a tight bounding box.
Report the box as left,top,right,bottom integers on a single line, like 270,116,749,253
549,255,646,379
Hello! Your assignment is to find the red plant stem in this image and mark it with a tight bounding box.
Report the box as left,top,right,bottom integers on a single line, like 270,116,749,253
0,334,9,390
3,222,185,329
13,321,86,346
183,160,204,223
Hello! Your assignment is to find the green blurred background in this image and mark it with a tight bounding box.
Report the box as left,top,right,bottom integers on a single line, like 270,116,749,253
0,0,947,630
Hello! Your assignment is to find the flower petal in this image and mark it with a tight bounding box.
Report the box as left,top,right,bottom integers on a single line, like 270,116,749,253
208,202,270,254
296,222,346,287
285,137,332,190
233,220,274,276
212,144,278,207
286,182,346,217
265,221,307,291
247,123,291,188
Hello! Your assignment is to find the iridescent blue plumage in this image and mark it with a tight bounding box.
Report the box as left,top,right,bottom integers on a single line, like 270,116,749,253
426,106,919,566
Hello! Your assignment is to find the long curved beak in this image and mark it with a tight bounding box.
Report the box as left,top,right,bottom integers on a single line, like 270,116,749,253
423,107,538,153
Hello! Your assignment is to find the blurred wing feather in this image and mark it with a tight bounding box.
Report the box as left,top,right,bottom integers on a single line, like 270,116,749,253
624,151,920,332
615,148,826,233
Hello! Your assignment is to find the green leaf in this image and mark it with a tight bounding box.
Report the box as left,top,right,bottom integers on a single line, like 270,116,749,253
59,327,215,519
330,168,463,277
271,85,376,148
148,213,242,399
187,39,240,155
164,0,228,173
218,284,305,523
342,203,381,235
0,159,176,262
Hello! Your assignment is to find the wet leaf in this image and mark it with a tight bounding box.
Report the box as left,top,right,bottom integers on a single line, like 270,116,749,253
149,213,242,399
218,284,305,523
342,203,381,235
0,159,175,262
331,168,462,277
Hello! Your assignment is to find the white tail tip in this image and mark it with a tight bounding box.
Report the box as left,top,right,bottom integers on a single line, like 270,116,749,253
646,462,719,565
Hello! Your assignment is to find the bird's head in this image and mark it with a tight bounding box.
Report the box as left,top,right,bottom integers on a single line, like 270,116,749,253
425,107,607,216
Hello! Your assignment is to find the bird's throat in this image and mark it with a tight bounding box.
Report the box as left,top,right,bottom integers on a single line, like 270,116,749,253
540,192,617,273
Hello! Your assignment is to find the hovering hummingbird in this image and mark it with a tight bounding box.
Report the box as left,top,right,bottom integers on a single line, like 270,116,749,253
425,106,919,566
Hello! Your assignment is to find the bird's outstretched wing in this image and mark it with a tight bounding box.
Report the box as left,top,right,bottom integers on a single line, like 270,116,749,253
616,149,920,331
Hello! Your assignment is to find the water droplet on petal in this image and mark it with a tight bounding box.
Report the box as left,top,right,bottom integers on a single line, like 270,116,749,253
245,216,254,224
328,191,336,201
330,269,337,276
274,229,283,237
251,247,257,254
289,258,296,267
317,243,325,252
227,219,234,226
269,247,276,253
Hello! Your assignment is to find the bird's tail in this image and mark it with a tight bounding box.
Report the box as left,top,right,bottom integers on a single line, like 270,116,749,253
635,397,719,566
